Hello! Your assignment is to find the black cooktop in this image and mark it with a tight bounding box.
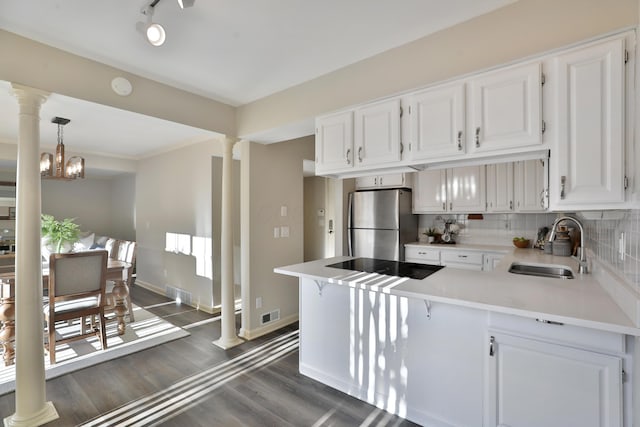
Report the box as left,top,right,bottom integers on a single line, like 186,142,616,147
326,258,444,280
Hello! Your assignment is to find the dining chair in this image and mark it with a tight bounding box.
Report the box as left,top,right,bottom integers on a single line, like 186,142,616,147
44,250,108,364
105,240,136,322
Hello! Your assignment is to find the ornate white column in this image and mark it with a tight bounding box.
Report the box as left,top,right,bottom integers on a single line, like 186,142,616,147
4,84,58,427
213,137,242,349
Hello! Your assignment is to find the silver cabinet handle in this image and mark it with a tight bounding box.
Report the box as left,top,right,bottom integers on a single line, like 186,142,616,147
510,200,513,210
489,336,495,357
457,131,463,151
560,176,566,200
458,254,468,258
475,127,481,148
358,146,363,163
379,177,383,186
449,202,453,210
540,189,547,208
442,202,446,211
374,177,378,186
346,148,351,165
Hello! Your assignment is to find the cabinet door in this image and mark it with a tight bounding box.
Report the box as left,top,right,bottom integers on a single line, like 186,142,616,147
515,159,547,211
448,166,486,212
486,332,622,427
409,82,465,160
486,163,514,212
413,170,447,213
377,173,406,188
315,111,354,173
354,176,378,189
551,37,625,208
469,62,542,153
354,99,402,167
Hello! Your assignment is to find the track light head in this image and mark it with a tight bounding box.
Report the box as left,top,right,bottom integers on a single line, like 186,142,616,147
146,22,166,46
140,3,166,47
177,0,195,8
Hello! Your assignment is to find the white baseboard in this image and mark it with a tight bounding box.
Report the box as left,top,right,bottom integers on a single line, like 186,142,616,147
134,280,218,314
239,313,298,340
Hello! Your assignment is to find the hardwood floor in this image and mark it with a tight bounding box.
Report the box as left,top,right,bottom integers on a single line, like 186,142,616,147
0,287,418,426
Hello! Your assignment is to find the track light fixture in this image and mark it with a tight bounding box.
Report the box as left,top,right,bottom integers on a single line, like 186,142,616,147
138,0,195,47
141,1,166,46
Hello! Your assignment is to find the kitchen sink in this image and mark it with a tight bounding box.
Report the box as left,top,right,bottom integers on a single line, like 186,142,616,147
508,263,574,279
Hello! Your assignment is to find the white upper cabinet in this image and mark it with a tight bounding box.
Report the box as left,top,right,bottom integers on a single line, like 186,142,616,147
515,159,548,211
315,111,354,174
550,36,626,209
354,98,402,168
408,82,466,160
449,166,486,212
414,166,485,213
469,62,543,153
413,169,447,213
486,163,514,212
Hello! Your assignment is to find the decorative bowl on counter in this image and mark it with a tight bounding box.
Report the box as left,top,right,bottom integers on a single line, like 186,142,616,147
513,237,530,248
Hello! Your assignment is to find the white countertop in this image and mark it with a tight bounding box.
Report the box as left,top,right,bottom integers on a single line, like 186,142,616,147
275,249,640,337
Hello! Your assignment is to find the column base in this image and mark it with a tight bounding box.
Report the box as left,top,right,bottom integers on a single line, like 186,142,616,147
213,336,244,350
4,402,58,427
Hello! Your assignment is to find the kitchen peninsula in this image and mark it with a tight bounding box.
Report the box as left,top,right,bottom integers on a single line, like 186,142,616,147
276,249,640,427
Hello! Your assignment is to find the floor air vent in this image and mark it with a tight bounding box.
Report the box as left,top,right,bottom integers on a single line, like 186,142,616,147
260,309,280,325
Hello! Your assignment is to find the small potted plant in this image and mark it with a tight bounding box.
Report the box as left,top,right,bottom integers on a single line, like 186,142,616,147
41,214,81,253
424,227,437,244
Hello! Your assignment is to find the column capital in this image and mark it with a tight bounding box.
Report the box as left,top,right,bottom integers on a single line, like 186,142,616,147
10,84,49,115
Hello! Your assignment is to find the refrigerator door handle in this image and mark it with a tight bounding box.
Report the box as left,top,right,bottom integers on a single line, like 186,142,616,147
347,192,353,256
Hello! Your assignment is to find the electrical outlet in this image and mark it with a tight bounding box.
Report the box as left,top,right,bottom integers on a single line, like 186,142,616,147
281,226,290,238
281,206,288,217
256,297,262,309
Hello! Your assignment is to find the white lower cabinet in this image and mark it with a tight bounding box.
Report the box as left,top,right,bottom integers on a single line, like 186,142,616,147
440,250,483,270
405,245,440,264
300,278,485,427
486,330,624,427
300,278,632,427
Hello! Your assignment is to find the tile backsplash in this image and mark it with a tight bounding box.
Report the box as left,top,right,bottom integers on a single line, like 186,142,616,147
582,209,640,293
418,213,557,247
418,209,640,292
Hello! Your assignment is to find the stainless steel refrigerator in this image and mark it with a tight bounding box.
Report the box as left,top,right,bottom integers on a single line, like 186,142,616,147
348,189,417,261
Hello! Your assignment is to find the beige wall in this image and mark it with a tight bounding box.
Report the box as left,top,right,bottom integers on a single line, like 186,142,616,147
0,30,236,136
237,0,638,138
241,136,314,338
135,138,227,312
110,174,136,241
304,176,327,261
41,178,114,236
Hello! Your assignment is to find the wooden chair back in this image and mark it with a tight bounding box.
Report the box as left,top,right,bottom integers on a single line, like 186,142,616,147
45,250,109,364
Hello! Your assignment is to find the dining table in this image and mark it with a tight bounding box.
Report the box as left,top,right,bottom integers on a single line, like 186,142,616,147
0,255,132,366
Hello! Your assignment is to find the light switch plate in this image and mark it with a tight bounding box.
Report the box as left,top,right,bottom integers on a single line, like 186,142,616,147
281,206,288,217
273,227,280,238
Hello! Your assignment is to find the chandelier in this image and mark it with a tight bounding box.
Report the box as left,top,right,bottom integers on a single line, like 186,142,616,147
40,117,85,180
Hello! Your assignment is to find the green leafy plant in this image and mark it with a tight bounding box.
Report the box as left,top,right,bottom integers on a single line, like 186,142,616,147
41,214,80,253
423,227,437,237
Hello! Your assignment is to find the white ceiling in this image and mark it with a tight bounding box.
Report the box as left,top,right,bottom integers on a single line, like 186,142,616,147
0,0,515,170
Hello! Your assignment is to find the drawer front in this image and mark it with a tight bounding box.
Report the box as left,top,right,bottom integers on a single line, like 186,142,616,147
405,246,440,264
441,250,483,266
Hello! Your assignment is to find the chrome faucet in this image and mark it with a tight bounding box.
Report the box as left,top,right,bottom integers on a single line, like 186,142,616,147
548,216,588,274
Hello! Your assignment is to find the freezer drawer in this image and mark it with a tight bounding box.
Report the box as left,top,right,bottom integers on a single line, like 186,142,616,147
350,228,400,261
